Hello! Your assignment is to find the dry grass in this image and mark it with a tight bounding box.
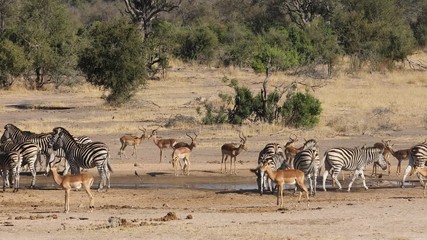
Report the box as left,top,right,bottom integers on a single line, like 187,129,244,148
1,53,426,144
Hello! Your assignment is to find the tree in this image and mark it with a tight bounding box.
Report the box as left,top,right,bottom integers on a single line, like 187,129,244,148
0,39,31,89
123,0,182,77
78,18,147,106
12,0,79,89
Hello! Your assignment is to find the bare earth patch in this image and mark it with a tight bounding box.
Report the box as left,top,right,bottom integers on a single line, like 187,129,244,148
0,66,427,239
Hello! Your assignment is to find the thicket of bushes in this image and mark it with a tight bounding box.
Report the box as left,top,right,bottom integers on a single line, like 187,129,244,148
0,0,425,127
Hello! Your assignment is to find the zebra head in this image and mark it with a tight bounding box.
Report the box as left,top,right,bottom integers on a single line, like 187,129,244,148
374,148,388,170
51,127,67,150
1,123,17,143
303,139,318,150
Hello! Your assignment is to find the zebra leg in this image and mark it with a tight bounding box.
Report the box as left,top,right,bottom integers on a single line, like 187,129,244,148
1,169,6,192
347,169,366,191
96,166,106,191
331,170,343,190
259,171,264,195
402,165,413,188
322,169,330,191
307,173,313,196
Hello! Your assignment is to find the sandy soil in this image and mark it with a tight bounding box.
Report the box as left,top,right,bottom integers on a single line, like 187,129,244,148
1,71,427,239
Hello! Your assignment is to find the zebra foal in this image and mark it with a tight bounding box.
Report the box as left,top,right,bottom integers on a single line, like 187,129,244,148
0,140,39,188
293,147,320,196
255,143,287,195
0,151,22,192
322,146,387,192
50,127,112,191
402,142,427,187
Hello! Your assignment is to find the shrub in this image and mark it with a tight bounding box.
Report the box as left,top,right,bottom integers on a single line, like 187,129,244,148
281,92,322,128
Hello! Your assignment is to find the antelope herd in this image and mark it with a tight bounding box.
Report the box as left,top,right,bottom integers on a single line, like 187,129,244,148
0,123,427,212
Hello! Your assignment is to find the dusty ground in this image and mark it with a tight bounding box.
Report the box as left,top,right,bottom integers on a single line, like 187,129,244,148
0,66,427,239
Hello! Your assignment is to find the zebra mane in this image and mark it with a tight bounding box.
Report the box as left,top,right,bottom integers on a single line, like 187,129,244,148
5,123,20,131
53,127,73,139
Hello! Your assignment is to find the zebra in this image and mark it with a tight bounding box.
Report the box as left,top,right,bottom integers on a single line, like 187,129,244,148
50,127,112,191
46,135,93,176
0,151,22,192
0,140,39,188
322,146,387,192
1,123,52,172
293,147,320,196
402,142,427,187
255,143,287,195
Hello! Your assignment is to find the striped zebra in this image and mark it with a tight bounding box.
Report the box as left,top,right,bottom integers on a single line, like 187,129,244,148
1,124,52,172
0,140,39,188
402,142,427,187
46,135,93,176
293,147,320,196
256,143,287,195
322,146,387,192
50,127,112,191
0,151,22,192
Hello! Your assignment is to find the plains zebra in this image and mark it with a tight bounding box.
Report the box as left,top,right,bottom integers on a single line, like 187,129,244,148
0,151,22,192
46,136,93,176
402,142,427,187
50,127,112,191
0,140,39,188
322,146,387,192
1,123,53,172
293,147,320,196
256,143,287,195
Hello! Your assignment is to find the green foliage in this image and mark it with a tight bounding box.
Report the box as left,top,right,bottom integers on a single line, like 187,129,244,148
412,2,427,47
332,0,416,67
229,85,254,125
201,102,228,125
12,0,79,89
281,92,322,128
253,90,281,123
176,24,219,64
78,18,147,106
0,39,31,88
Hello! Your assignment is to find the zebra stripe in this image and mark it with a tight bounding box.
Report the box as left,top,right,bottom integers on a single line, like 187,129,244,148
0,140,39,188
293,148,320,196
46,136,93,175
256,143,286,195
1,124,52,171
322,146,387,192
402,143,427,187
51,127,112,191
0,151,22,192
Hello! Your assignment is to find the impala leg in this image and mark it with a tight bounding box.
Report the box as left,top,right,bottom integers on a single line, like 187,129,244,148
84,181,95,212
159,149,163,163
65,188,70,213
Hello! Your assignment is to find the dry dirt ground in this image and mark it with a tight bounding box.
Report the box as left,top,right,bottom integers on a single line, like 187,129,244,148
0,69,427,239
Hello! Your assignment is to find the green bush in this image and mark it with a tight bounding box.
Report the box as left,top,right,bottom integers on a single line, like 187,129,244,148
281,92,322,128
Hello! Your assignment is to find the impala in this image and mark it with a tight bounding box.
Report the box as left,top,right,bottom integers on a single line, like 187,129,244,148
148,128,177,163
383,140,410,176
49,162,95,213
118,126,147,160
171,133,197,176
220,132,247,175
251,161,309,208
412,166,427,197
284,134,302,169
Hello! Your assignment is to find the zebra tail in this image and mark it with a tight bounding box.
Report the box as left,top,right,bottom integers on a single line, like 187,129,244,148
107,161,113,173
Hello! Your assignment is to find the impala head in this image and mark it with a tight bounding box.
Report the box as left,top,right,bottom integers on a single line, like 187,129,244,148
239,132,248,151
187,132,198,148
148,127,160,139
285,134,298,147
138,126,147,138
